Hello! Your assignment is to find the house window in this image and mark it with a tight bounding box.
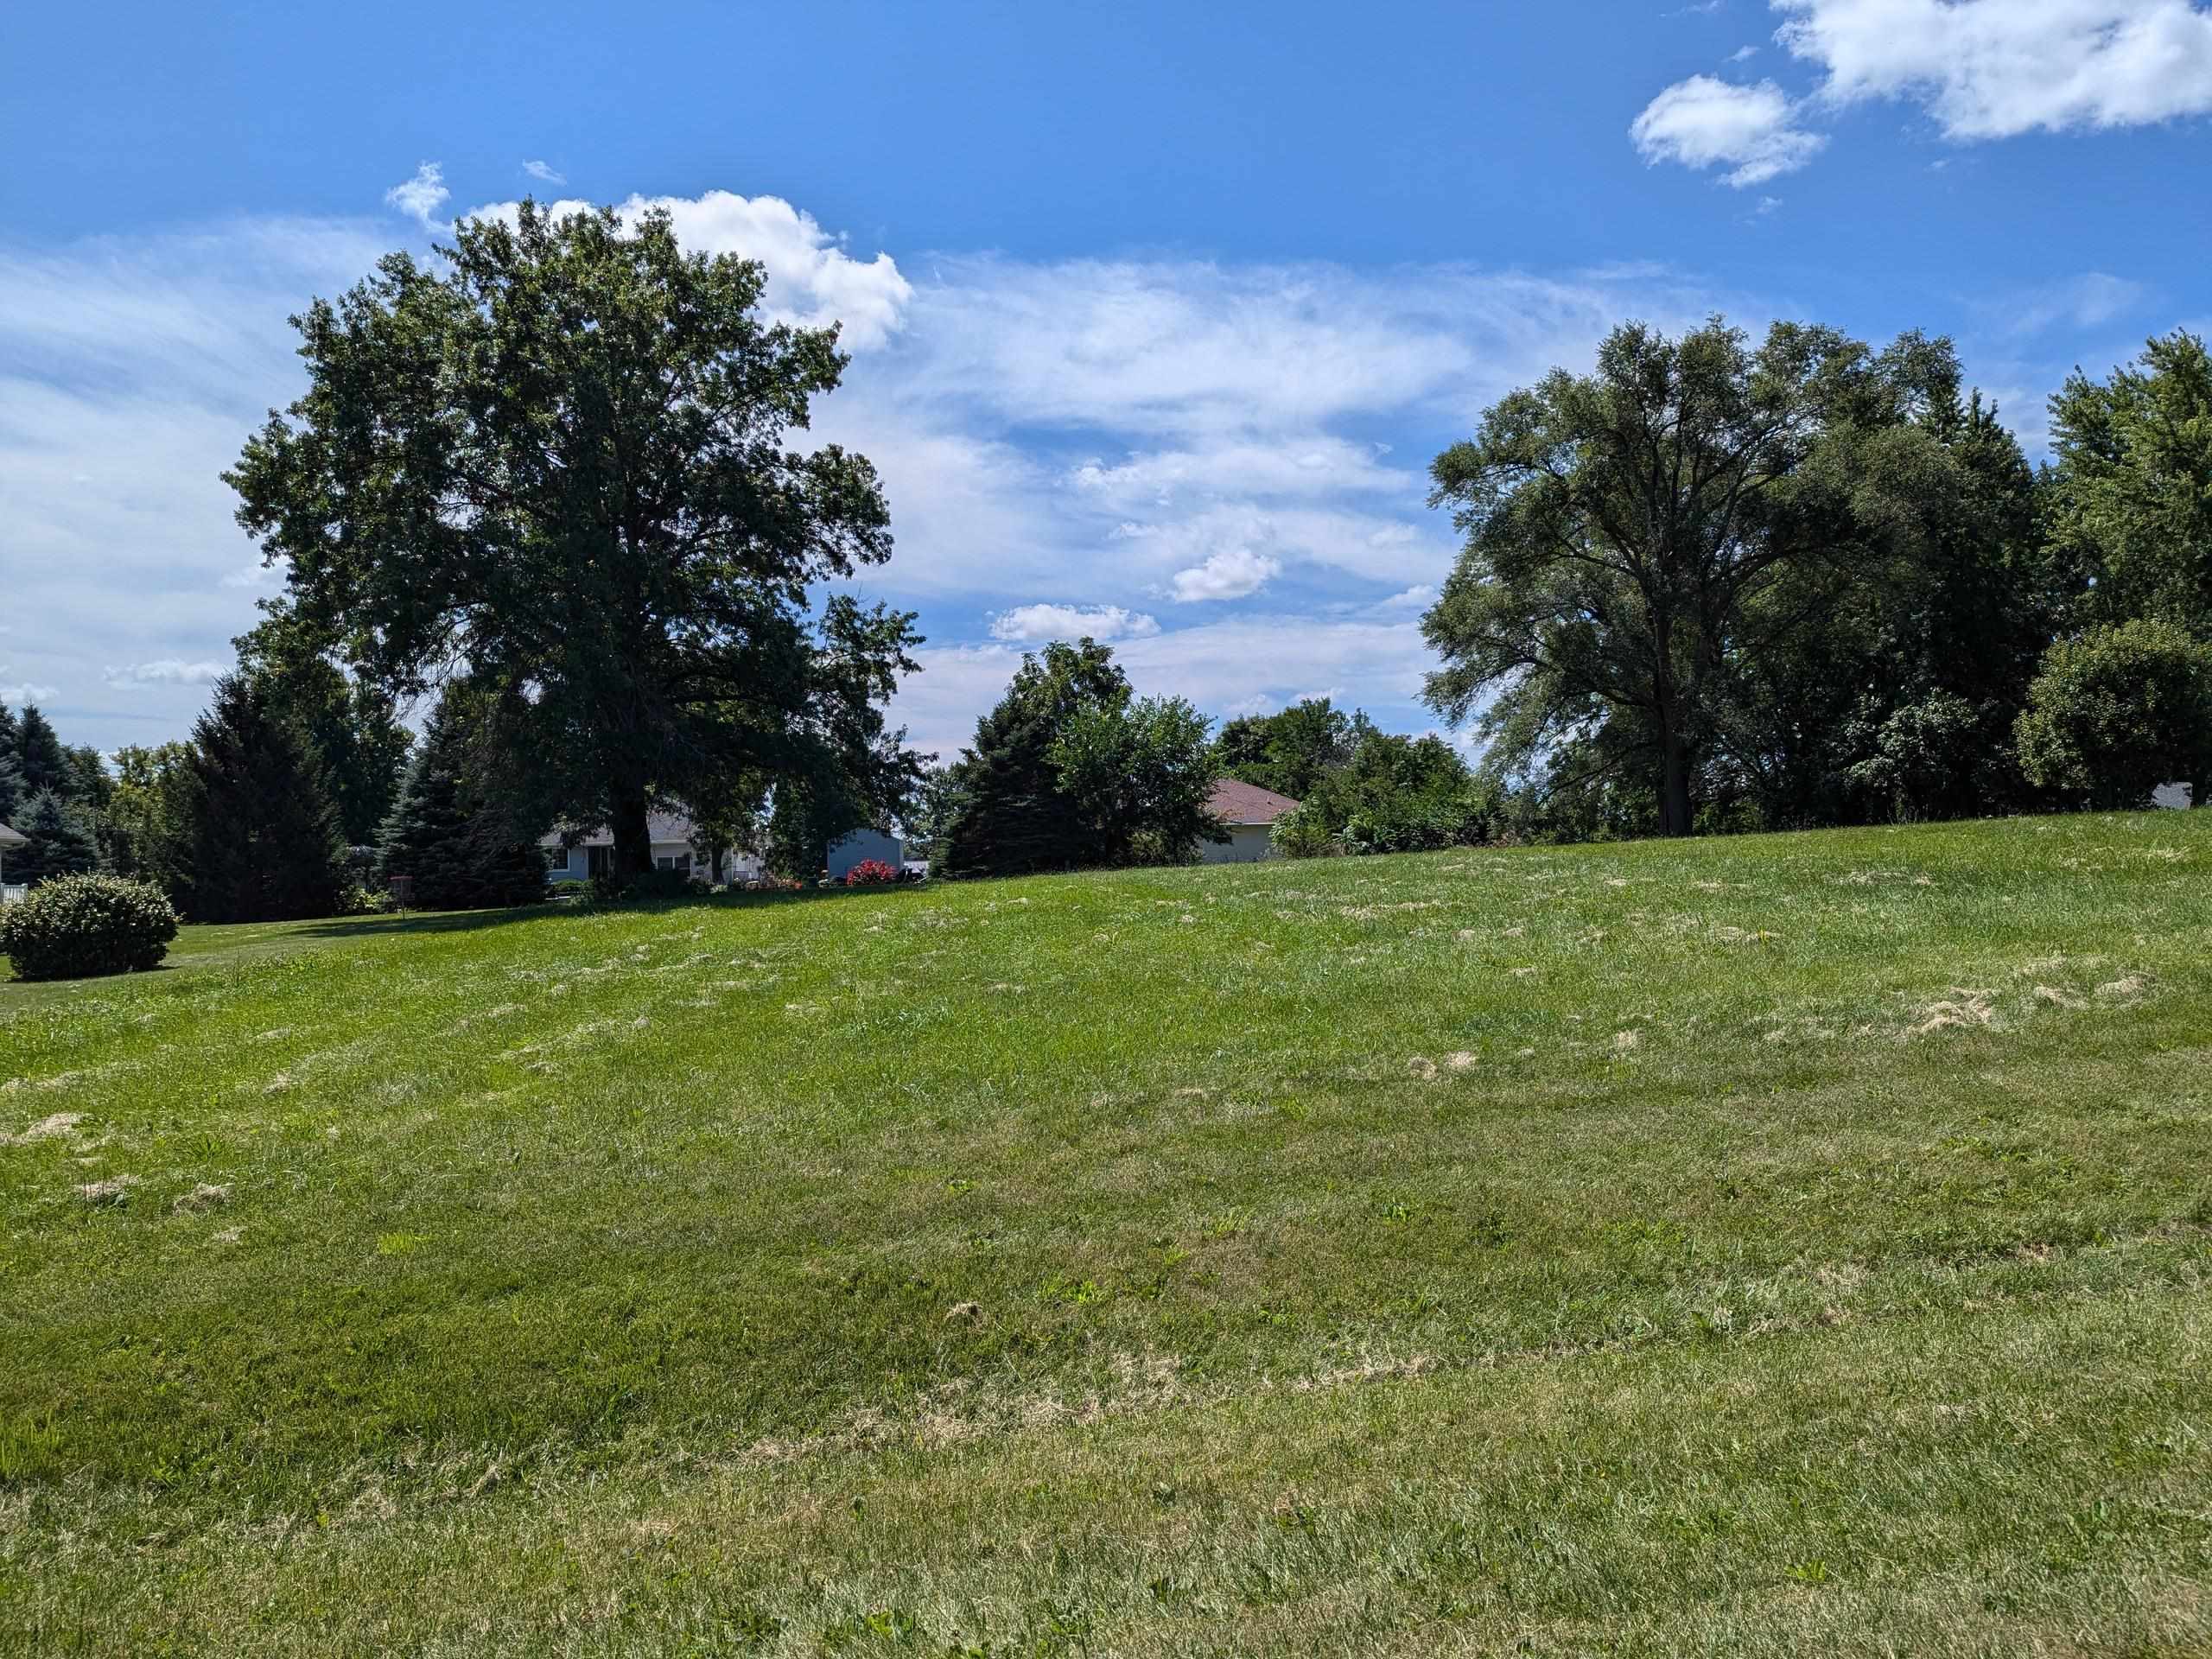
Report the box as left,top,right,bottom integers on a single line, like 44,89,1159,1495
586,845,615,878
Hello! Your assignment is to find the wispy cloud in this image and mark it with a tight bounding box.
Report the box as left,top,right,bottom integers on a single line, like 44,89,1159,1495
988,604,1160,643
521,159,566,185
104,659,227,690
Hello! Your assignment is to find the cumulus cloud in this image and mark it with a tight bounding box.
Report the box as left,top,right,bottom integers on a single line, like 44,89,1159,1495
384,162,450,230
1630,76,1827,185
464,188,912,350
0,674,60,705
1170,547,1283,602
987,604,1160,643
104,659,227,690
1640,2,2212,181
1777,0,2212,138
522,159,566,185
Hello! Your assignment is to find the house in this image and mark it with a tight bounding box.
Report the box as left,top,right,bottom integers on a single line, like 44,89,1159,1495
826,827,904,880
2154,783,2196,809
0,821,24,903
1201,779,1300,863
537,811,762,886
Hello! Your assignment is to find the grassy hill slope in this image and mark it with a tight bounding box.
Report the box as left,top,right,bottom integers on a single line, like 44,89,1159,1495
4,812,2211,1655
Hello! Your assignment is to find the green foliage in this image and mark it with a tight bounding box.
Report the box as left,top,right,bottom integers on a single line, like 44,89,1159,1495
942,639,1221,874
376,690,549,912
225,200,920,877
9,788,102,886
941,639,1128,874
236,625,414,846
1214,698,1363,799
100,744,195,892
13,704,71,798
177,673,351,924
0,872,177,980
585,867,701,905
1425,318,1980,836
2014,620,2212,810
2049,330,2212,643
1272,730,1500,857
1047,692,1224,867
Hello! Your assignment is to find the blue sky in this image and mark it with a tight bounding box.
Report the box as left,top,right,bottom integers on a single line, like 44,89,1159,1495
4,0,2209,760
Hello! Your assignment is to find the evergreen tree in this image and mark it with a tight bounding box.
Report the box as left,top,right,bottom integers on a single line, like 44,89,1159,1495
942,640,1130,875
179,673,350,923
236,626,415,846
375,692,547,911
0,704,22,824
10,789,102,887
16,706,70,798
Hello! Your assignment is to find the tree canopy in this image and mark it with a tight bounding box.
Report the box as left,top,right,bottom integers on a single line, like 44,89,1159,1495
2049,331,2212,645
941,639,1224,875
226,200,921,876
1422,317,1973,835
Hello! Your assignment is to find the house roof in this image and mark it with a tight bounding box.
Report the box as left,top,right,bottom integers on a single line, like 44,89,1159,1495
0,822,28,849
537,810,704,849
1208,779,1301,826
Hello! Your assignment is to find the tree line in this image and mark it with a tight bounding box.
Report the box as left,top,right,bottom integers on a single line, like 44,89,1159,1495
1419,318,2211,838
15,213,2208,917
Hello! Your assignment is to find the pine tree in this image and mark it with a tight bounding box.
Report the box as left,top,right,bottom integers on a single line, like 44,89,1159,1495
376,696,546,911
15,706,71,798
179,673,350,923
0,705,21,825
941,639,1130,876
11,789,102,887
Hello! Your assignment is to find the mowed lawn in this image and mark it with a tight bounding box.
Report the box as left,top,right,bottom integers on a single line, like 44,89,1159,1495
3,813,2211,1656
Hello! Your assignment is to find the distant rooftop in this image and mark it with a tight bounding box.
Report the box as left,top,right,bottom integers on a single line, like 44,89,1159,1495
1208,779,1301,826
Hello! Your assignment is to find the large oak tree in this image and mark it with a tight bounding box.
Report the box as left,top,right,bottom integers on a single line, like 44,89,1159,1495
226,201,920,875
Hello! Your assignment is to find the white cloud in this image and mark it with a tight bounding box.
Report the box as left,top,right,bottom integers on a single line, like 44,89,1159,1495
104,659,227,690
1630,76,1828,185
1171,547,1282,602
384,162,450,230
0,187,1745,754
465,188,912,350
1,676,60,705
1777,0,2212,138
1728,43,1761,60
987,603,1161,642
522,160,566,185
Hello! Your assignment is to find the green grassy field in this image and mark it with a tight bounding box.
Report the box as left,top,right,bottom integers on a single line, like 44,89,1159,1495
3,812,2211,1656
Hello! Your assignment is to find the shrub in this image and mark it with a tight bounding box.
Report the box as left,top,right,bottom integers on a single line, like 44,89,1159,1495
340,882,396,916
2015,620,2212,810
845,858,899,887
0,874,179,982
587,868,703,905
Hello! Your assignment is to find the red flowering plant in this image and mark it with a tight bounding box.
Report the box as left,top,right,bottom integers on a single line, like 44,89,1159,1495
845,858,900,887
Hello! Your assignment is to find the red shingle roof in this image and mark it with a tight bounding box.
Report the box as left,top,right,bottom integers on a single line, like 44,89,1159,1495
1207,779,1301,825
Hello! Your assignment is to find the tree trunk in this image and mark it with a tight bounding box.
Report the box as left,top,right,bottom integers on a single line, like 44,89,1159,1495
1660,734,1694,837
2190,772,2208,810
610,791,653,875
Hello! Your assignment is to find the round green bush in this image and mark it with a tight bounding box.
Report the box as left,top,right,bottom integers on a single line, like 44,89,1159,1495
0,874,180,982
